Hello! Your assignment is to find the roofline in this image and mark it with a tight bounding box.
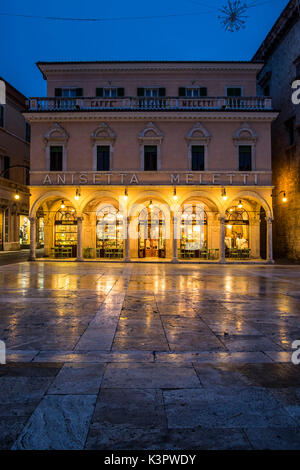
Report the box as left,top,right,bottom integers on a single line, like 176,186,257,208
0,76,28,101
252,0,298,61
36,60,264,80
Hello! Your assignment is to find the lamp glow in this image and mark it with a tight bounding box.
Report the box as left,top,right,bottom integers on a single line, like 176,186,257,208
60,200,65,209
124,188,128,201
149,200,153,209
222,188,228,201
173,187,178,201
238,200,243,209
282,192,287,203
75,189,80,201
14,191,20,200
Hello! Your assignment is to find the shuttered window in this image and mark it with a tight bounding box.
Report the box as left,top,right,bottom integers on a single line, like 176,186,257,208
239,146,252,171
191,146,205,171
144,146,157,171
50,146,63,171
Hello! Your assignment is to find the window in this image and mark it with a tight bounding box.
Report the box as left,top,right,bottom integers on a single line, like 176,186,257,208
0,105,3,127
263,84,270,96
285,117,296,146
97,146,110,171
144,146,157,171
96,88,125,98
0,156,10,179
239,146,252,171
191,146,205,171
54,88,83,97
179,87,207,97
227,87,242,97
137,88,166,97
50,146,63,171
25,122,31,142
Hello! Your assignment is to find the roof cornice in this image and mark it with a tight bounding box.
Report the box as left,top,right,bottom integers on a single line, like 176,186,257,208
37,61,263,78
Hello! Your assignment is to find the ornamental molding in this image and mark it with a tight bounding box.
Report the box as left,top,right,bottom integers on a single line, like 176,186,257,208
90,122,116,143
25,112,279,123
138,122,164,144
233,122,258,143
185,122,211,144
44,122,69,143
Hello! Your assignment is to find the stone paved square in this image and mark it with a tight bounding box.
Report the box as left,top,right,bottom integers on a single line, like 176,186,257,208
1,261,300,449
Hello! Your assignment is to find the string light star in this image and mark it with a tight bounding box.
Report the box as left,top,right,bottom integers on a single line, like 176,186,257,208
218,0,248,32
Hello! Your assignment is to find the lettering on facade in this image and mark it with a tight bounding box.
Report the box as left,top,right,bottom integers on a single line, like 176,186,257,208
39,172,263,186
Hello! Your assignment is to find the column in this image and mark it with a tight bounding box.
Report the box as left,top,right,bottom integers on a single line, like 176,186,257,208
29,216,36,261
172,216,178,263
76,216,83,261
267,217,274,264
125,216,130,262
219,216,226,263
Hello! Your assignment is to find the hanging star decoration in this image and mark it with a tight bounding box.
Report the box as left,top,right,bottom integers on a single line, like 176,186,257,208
218,0,248,32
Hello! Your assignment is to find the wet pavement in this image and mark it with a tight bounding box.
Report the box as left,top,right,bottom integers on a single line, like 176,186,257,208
0,261,300,449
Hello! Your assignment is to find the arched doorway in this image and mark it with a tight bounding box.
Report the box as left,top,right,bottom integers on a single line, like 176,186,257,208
138,204,166,258
225,206,250,259
96,205,124,259
54,205,77,257
179,203,208,259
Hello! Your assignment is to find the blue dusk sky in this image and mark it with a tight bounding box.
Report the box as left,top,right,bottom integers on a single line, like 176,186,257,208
0,0,288,97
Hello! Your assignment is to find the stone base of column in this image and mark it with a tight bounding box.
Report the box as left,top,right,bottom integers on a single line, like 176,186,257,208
267,259,275,264
171,258,178,263
219,258,226,264
28,256,36,262
76,257,83,262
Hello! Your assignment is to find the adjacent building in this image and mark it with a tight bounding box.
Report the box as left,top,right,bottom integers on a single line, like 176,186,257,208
25,60,277,262
0,78,30,251
253,0,300,260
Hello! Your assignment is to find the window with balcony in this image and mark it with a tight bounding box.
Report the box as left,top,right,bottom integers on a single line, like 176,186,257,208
54,88,83,97
144,146,157,171
96,88,125,97
97,146,110,171
50,146,63,171
137,88,166,97
191,146,205,171
239,146,252,172
226,87,242,97
179,87,207,97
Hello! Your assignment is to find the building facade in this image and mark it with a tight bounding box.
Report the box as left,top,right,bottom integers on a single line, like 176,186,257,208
253,0,300,261
26,60,278,262
0,78,30,251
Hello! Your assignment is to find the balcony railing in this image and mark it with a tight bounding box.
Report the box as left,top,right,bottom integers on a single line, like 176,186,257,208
27,96,273,112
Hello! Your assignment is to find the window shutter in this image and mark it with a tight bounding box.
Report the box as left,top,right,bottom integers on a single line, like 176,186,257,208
200,87,207,97
117,88,125,97
178,87,186,97
96,88,104,97
54,88,62,97
137,88,144,97
76,88,83,97
0,105,3,127
159,88,166,97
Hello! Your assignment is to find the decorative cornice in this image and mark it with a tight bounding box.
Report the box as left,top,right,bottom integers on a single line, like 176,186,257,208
25,111,279,123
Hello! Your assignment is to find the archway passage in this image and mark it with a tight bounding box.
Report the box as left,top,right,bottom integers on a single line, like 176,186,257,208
138,205,166,259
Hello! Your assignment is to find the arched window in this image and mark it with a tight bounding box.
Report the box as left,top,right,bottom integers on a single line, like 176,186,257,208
225,206,250,257
138,205,166,258
179,204,207,259
54,206,77,257
96,206,123,258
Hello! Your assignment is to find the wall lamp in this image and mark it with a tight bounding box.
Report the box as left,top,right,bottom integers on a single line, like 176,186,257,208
14,190,20,200
222,188,228,201
123,188,128,201
173,187,178,201
75,188,81,201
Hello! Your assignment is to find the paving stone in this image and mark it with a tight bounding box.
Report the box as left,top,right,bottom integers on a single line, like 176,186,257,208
48,363,106,394
163,387,297,428
12,395,97,450
101,363,201,389
92,388,166,428
244,428,300,450
0,417,27,449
